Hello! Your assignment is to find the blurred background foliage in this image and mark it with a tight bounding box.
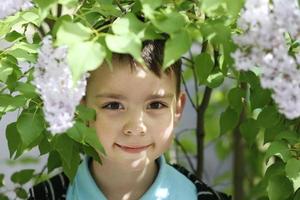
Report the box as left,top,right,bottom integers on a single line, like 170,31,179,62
0,0,300,199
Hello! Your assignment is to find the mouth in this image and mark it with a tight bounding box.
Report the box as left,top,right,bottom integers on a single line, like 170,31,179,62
115,143,152,153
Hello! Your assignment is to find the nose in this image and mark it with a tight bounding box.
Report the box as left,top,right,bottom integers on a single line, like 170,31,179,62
122,113,147,136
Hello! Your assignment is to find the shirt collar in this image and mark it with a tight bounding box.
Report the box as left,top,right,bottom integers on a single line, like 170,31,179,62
67,156,173,200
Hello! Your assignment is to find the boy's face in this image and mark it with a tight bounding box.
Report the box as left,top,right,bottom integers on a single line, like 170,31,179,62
84,57,186,167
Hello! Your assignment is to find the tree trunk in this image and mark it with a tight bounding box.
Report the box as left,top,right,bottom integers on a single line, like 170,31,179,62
196,87,212,179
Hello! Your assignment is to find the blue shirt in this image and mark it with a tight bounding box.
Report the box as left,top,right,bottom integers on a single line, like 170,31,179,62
66,156,197,200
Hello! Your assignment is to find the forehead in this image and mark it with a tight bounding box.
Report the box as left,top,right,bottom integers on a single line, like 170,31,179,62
86,56,176,97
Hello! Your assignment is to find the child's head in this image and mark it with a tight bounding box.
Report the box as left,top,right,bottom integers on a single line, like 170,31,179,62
83,40,186,168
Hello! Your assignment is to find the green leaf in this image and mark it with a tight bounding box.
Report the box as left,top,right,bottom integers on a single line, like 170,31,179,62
53,134,75,169
82,145,101,164
84,127,105,154
76,104,96,121
264,124,286,144
220,107,239,134
275,130,299,145
105,33,143,63
5,31,24,42
34,0,57,19
163,30,191,68
140,0,162,17
177,137,196,154
257,106,280,128
240,118,259,145
225,0,244,17
112,13,145,36
47,151,62,173
0,194,9,200
240,70,260,89
195,53,214,84
201,0,222,13
215,137,231,160
250,87,271,110
207,72,224,88
34,0,57,10
0,22,11,36
68,41,106,83
140,23,162,40
16,111,45,147
52,15,72,36
265,141,292,162
15,187,28,199
60,144,81,182
228,87,245,114
5,122,22,158
11,169,35,185
265,160,285,180
21,9,42,26
286,158,300,191
91,3,121,17
56,21,92,46
0,174,4,187
201,19,231,45
15,82,38,98
0,56,21,84
267,175,294,200
294,188,300,200
0,94,27,113
38,135,52,155
10,42,39,54
66,121,86,143
58,0,78,6
0,61,13,83
7,48,36,62
151,11,186,34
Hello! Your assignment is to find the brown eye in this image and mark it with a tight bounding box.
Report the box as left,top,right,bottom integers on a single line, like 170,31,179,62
102,102,124,110
147,101,168,109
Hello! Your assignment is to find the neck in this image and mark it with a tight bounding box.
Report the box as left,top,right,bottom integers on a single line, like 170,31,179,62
90,156,158,200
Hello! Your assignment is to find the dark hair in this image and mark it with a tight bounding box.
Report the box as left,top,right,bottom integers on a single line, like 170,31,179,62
117,40,182,97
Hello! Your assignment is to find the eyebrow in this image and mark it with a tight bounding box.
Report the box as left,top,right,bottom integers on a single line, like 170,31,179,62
95,93,175,100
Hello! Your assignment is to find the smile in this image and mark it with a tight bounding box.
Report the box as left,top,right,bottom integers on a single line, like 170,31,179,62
115,143,152,153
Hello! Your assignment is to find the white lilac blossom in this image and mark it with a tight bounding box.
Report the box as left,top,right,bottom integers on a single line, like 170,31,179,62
33,36,89,134
232,0,300,119
0,0,33,19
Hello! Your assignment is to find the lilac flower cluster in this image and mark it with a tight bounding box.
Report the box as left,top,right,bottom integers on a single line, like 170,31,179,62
232,0,300,119
33,36,89,134
0,0,33,19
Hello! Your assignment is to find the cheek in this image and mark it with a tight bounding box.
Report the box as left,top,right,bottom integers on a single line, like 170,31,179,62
92,113,120,147
150,113,175,146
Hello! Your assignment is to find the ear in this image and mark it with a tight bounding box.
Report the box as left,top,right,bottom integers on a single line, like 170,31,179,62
174,92,186,125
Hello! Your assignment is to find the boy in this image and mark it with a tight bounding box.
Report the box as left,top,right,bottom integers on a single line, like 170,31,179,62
29,40,231,200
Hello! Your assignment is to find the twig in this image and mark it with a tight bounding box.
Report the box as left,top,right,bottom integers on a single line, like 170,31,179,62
0,85,7,93
115,0,126,13
176,128,195,137
45,18,55,31
189,49,199,107
34,164,48,184
181,56,194,64
196,86,212,179
57,4,62,17
181,74,197,111
174,137,196,173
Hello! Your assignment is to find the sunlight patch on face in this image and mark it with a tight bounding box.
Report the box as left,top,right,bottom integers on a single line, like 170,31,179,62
157,88,166,96
155,188,170,199
161,118,174,141
135,67,147,78
122,191,132,200
131,153,148,168
137,157,150,181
